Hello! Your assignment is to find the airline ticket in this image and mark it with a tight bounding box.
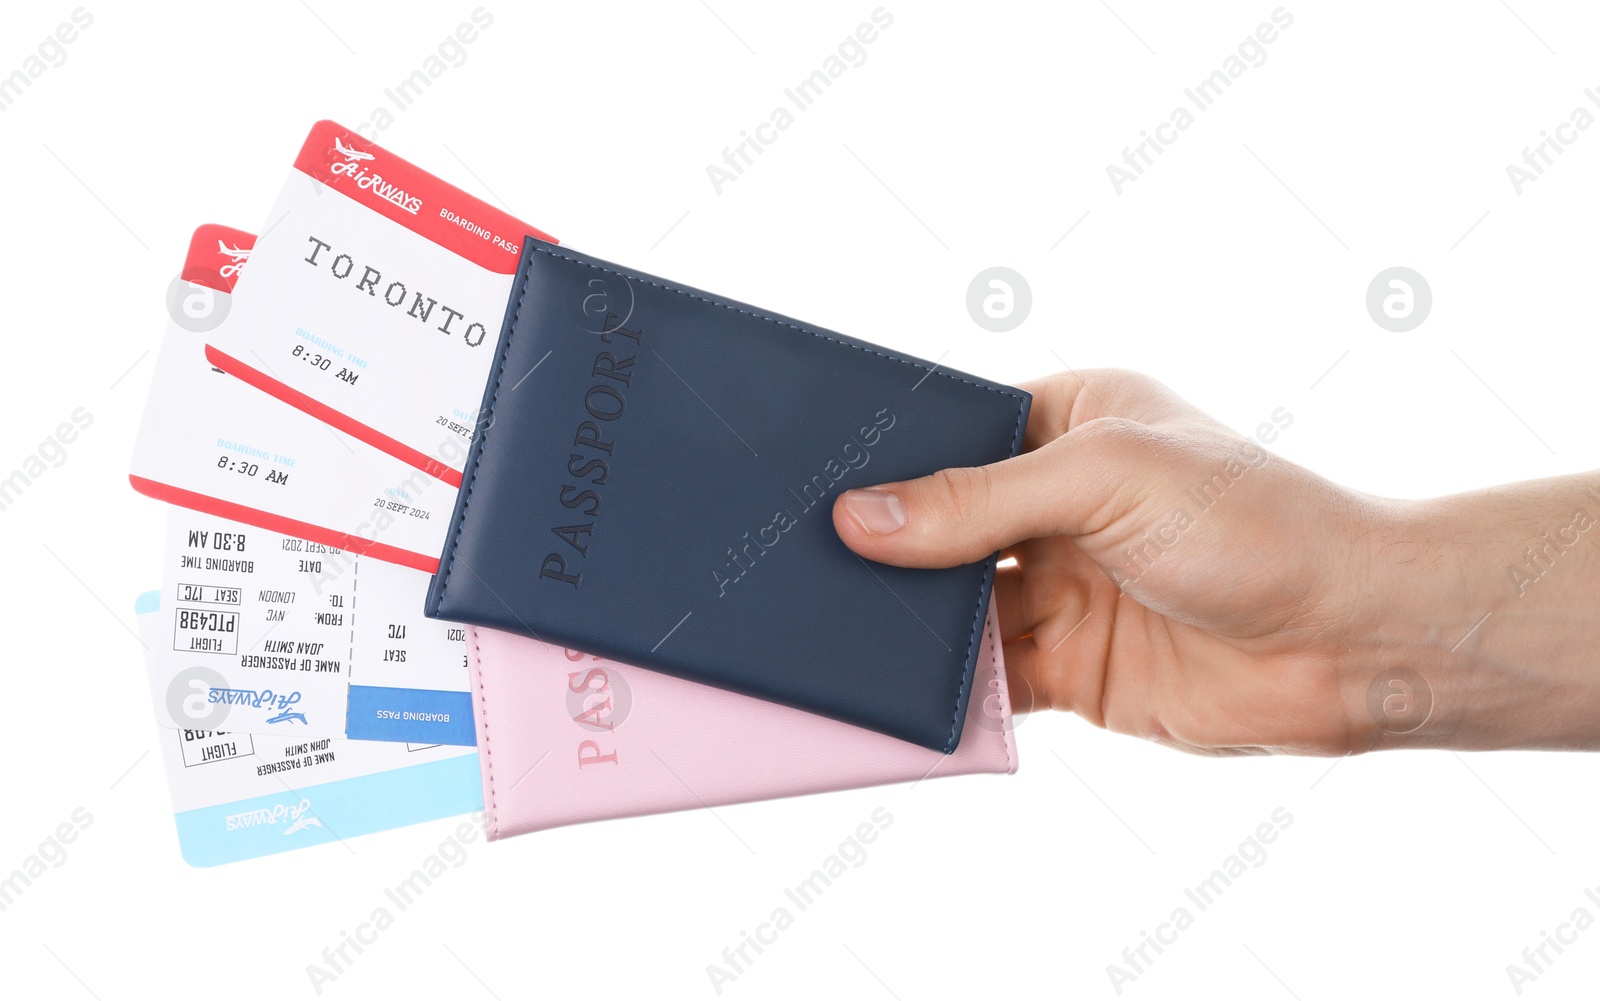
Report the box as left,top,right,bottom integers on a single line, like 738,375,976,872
205,121,554,489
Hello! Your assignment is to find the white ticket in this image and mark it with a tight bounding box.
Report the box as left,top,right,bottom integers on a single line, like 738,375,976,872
131,224,457,572
205,121,552,496
137,590,480,867
149,506,474,744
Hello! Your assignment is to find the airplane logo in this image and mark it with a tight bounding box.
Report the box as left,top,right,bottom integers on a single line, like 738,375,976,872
333,136,374,162
216,240,251,280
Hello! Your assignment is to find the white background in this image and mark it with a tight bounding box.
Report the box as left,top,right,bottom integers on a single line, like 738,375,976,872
2,1,1599,998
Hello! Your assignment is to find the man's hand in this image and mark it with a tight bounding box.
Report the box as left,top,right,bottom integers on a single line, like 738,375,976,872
833,369,1600,755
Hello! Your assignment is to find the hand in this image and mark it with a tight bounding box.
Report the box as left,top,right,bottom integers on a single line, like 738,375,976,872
832,369,1600,755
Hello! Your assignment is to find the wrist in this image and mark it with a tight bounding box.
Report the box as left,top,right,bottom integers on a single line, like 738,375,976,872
1351,479,1600,751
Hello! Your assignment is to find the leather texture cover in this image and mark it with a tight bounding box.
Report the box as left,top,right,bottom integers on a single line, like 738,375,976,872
469,603,1017,840
426,237,1031,752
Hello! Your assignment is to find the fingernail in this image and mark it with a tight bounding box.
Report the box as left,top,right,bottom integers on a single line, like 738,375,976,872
843,489,907,535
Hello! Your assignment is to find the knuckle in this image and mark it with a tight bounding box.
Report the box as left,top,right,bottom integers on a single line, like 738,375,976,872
1111,369,1167,396
1098,368,1173,407
1077,414,1142,442
1074,416,1159,460
926,465,991,525
1061,418,1174,536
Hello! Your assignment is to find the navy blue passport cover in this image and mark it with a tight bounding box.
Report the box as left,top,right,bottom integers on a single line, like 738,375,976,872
425,237,1031,752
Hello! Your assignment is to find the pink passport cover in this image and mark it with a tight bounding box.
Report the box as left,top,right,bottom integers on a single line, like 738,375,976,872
469,604,1018,839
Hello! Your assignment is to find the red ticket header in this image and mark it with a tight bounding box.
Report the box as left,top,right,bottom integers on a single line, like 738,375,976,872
183,224,256,293
292,120,553,275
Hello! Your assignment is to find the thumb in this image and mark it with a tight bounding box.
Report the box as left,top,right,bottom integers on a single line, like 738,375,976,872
832,417,1152,569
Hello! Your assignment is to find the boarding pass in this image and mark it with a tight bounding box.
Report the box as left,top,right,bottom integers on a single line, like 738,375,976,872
131,225,456,572
147,506,473,744
205,120,553,488
137,591,480,866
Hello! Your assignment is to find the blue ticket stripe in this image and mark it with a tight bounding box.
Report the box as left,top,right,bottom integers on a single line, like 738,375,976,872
173,753,482,867
345,685,477,746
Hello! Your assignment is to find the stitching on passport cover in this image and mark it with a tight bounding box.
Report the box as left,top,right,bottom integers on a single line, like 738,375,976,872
468,626,500,840
528,246,1027,403
989,612,1016,772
